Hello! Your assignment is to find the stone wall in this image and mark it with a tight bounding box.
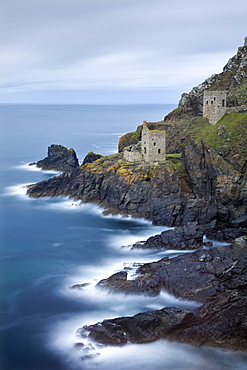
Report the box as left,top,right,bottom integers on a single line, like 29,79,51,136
123,143,143,162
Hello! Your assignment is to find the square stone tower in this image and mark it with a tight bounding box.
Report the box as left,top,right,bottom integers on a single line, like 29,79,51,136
203,90,227,125
142,121,166,162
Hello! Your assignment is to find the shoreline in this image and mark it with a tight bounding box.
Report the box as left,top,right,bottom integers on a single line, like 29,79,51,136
78,235,247,352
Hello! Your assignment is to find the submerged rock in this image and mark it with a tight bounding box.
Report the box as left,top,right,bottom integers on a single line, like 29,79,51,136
35,144,79,171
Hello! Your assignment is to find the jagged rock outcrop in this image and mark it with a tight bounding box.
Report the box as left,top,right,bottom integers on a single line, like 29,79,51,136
80,292,247,350
81,236,247,351
164,38,247,122
82,151,102,165
35,144,79,171
132,222,207,250
96,236,247,300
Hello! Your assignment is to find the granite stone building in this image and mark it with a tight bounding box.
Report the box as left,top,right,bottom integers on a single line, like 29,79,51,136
124,121,166,162
203,90,227,125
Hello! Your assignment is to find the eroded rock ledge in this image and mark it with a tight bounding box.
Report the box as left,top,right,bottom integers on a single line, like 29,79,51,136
79,236,247,351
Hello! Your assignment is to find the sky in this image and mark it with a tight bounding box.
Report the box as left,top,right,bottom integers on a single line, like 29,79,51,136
1,0,247,105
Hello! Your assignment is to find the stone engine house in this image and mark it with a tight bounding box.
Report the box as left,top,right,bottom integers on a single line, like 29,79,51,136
124,121,166,162
203,90,227,125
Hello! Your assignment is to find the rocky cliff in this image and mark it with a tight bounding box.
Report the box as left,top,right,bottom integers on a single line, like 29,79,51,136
164,37,247,122
27,113,247,230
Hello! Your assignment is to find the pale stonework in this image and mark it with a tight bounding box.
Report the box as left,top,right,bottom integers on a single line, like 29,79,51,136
203,90,227,125
123,121,166,162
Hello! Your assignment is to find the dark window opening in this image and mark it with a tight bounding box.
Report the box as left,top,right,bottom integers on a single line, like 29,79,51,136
214,97,216,101
153,142,156,146
211,101,214,105
158,149,161,154
206,101,209,105
144,147,146,154
222,99,225,107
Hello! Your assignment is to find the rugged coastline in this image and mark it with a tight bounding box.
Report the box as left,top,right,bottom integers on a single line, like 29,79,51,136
26,41,247,354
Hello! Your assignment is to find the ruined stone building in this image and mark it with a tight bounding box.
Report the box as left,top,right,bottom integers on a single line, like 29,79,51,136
124,121,166,162
203,90,227,125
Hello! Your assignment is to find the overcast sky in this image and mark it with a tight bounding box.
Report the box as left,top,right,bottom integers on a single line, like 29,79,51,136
1,0,247,104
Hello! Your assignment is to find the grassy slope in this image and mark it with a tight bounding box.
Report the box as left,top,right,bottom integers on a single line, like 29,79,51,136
185,113,247,157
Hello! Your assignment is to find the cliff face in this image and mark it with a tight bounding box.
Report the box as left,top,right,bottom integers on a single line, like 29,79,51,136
164,39,247,122
28,153,197,226
27,113,247,228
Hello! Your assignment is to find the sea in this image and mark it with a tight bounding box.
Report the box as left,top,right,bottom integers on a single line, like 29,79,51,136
0,104,246,370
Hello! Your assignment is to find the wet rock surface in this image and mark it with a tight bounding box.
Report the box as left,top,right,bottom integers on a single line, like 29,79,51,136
132,222,207,250
82,236,247,351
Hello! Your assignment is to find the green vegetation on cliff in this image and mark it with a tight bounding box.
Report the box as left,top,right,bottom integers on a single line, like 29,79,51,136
195,113,247,156
118,125,142,152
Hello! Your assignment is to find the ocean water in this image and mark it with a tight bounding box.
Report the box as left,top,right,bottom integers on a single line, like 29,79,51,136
0,104,246,370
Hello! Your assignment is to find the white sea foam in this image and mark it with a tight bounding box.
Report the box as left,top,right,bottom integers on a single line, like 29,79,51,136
42,198,84,212
59,258,201,315
2,183,30,199
203,235,230,247
14,162,61,175
49,316,247,370
107,224,170,250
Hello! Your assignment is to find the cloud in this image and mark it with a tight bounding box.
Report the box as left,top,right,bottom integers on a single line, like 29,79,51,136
1,0,247,103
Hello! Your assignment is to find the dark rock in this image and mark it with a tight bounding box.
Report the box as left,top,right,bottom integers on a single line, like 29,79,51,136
167,292,247,350
81,353,100,361
82,237,247,351
133,222,204,250
82,307,190,345
70,283,91,289
97,271,127,289
206,226,247,242
36,144,79,171
82,293,247,351
27,153,219,227
82,151,103,165
74,342,85,349
96,237,247,302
